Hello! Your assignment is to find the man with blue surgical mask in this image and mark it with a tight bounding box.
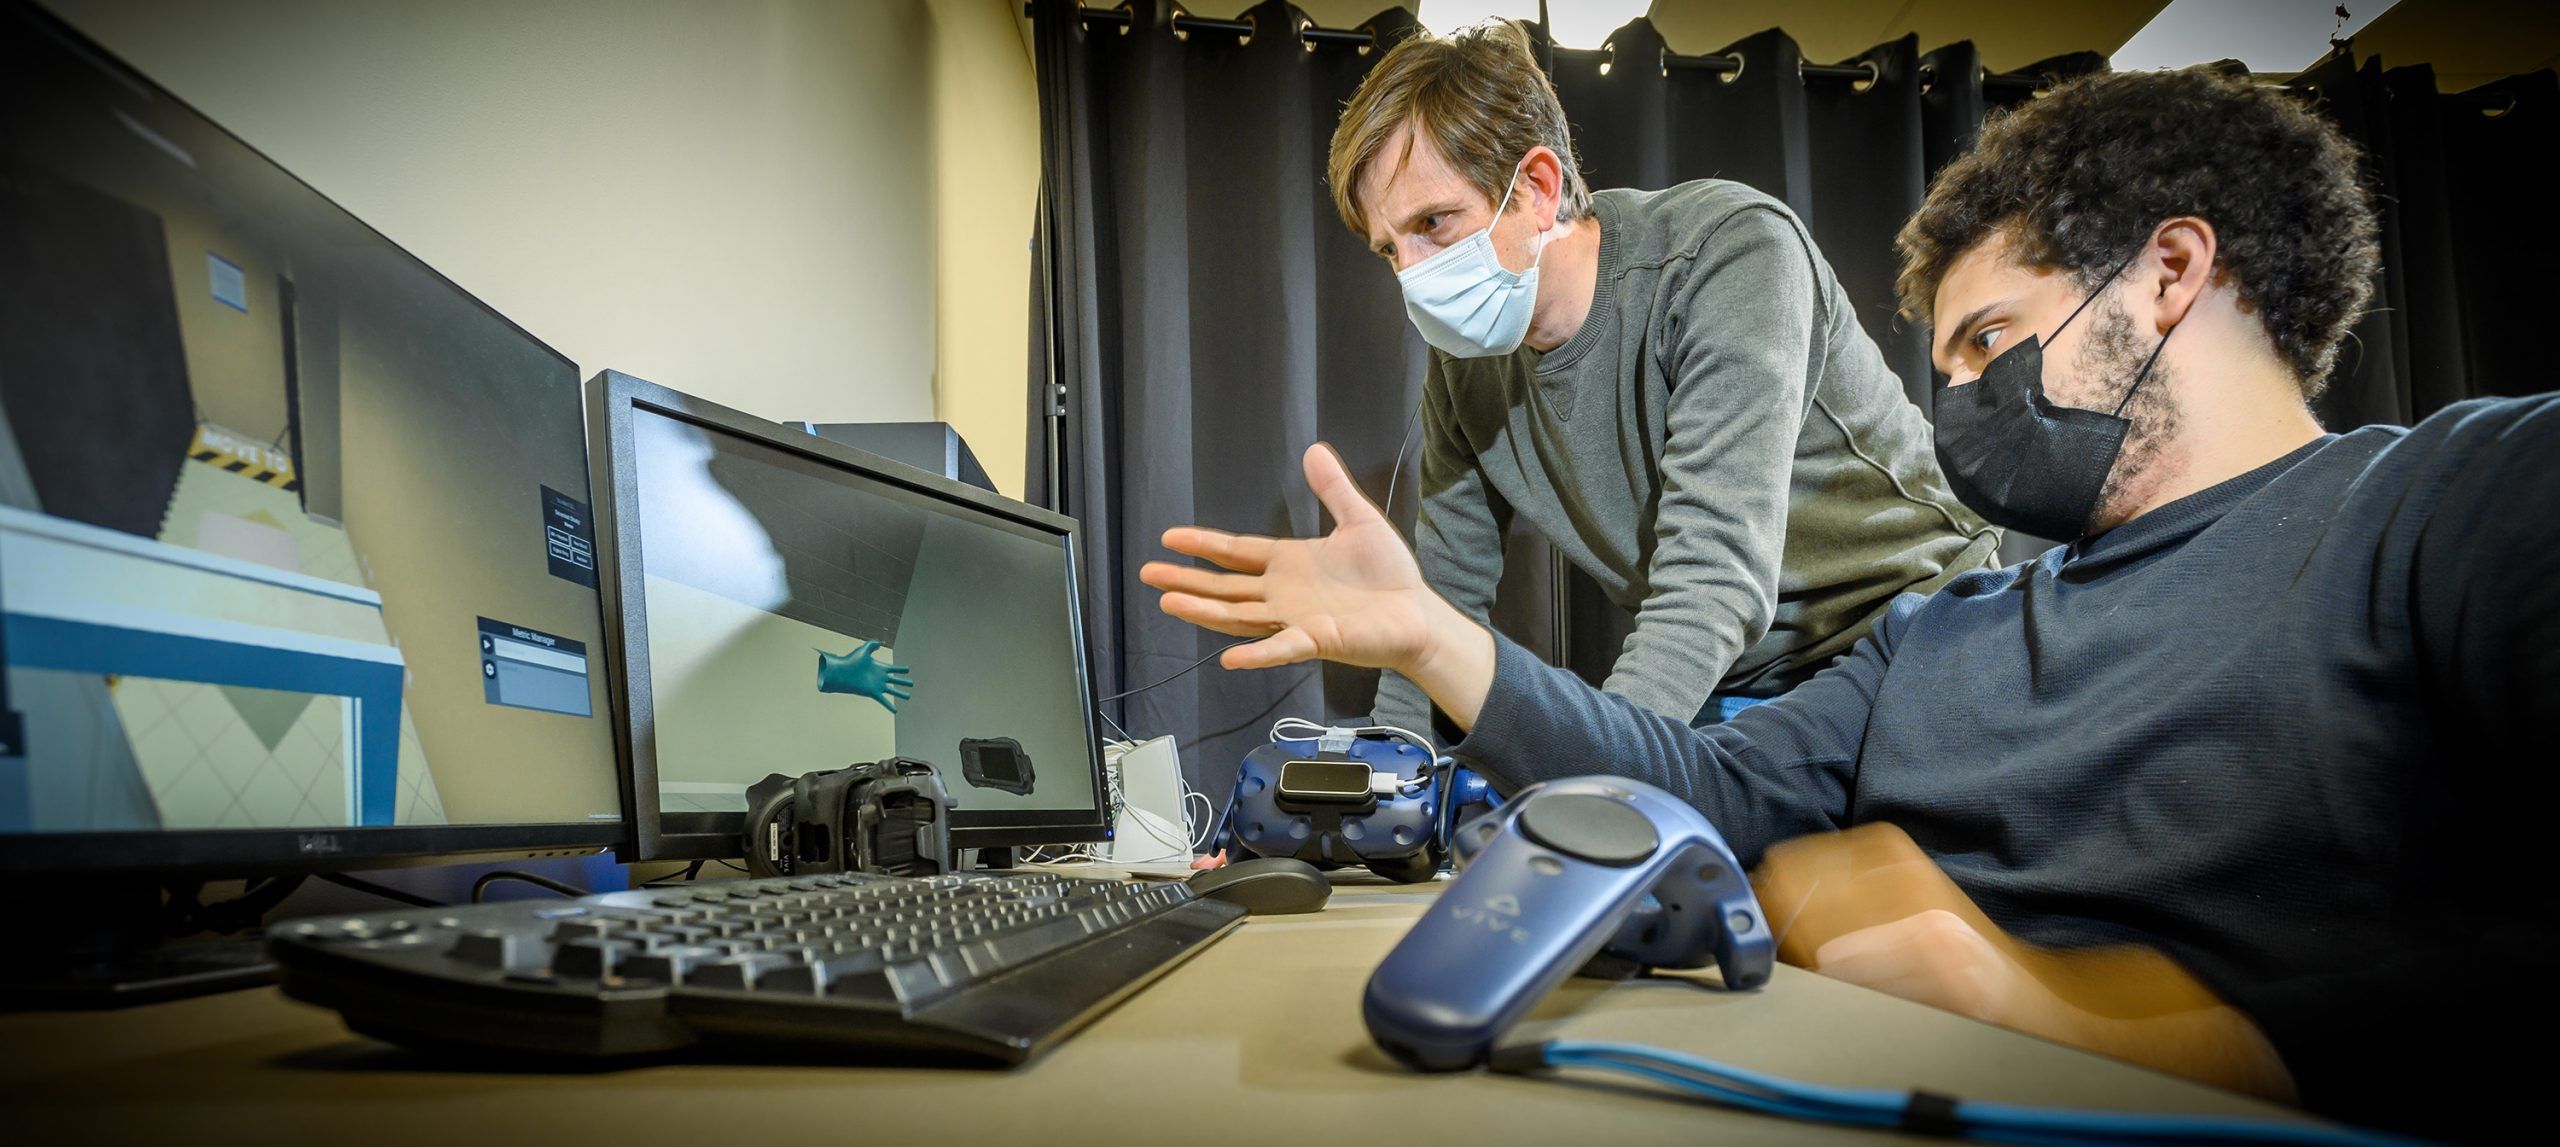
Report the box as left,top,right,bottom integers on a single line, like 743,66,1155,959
1329,22,1999,733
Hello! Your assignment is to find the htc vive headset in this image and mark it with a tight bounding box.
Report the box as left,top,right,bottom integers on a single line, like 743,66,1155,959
742,757,955,879
1213,725,1443,883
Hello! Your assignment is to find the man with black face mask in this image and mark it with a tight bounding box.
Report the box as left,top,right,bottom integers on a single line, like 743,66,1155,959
1138,67,2556,1142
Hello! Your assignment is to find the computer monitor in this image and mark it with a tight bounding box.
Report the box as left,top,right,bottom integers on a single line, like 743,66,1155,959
586,370,1110,861
0,2,626,874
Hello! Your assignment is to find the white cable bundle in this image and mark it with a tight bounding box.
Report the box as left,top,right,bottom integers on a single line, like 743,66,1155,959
1022,740,1213,866
1268,716,1436,755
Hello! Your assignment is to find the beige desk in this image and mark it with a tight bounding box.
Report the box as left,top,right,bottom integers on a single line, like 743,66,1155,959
0,873,2314,1145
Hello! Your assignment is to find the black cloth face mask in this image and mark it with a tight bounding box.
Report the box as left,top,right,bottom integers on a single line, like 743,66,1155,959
1932,251,2173,541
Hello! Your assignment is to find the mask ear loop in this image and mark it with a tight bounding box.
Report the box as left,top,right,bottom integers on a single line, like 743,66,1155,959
1489,156,1550,274
2051,245,2174,418
2050,246,2146,342
2111,320,2175,418
2104,247,2183,418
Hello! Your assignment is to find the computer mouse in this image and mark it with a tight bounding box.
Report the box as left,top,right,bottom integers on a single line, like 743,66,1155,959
1186,856,1331,915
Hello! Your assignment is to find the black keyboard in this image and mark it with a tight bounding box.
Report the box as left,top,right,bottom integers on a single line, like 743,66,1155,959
268,869,1246,1065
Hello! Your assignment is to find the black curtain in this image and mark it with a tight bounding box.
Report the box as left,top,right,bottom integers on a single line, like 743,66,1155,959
1030,0,2553,806
1029,0,1430,810
2293,56,2560,429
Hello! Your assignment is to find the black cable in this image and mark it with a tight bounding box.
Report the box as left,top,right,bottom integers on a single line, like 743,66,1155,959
167,875,307,936
717,859,752,874
1381,400,1422,532
469,870,593,904
316,872,445,909
1097,638,1259,704
640,860,706,886
1095,706,1135,742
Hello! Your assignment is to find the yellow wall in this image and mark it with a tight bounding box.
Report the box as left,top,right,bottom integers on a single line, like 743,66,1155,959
928,0,1041,500
45,0,943,431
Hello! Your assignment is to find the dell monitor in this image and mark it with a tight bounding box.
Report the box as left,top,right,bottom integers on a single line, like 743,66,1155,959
0,0,626,888
586,371,1110,861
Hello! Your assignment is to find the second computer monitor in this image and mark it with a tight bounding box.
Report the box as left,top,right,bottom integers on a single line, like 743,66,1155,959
588,371,1108,858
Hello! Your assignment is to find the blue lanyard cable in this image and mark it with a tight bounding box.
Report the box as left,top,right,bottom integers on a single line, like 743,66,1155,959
1517,1041,2434,1147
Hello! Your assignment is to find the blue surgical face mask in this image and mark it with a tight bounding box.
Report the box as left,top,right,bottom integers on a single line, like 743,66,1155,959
1397,162,1544,358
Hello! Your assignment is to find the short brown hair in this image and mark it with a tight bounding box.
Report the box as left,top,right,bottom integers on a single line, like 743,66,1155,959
1327,20,1591,241
1894,68,2379,396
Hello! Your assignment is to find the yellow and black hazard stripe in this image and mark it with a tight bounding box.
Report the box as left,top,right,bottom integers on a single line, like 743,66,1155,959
187,423,301,493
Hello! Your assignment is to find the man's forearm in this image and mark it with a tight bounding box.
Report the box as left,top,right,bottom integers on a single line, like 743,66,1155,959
1606,600,1754,721
1768,825,2297,1105
1398,597,1498,732
2049,996,2298,1103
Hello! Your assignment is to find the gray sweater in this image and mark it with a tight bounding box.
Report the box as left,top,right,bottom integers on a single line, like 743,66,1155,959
1374,181,1999,730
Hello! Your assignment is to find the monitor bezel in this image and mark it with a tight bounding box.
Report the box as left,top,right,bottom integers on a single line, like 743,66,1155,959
586,370,1113,861
0,2,628,875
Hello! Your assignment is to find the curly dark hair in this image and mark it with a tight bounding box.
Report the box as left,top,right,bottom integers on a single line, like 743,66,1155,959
1895,67,2380,397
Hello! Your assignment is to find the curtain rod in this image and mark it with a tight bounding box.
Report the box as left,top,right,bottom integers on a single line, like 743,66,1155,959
1032,4,2045,92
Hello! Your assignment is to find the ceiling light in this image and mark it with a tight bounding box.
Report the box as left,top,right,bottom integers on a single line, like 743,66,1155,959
2112,0,2400,74
1416,0,1540,38
1544,0,1649,50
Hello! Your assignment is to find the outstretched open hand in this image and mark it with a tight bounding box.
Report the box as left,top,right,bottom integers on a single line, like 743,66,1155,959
1140,443,1437,674
816,639,915,714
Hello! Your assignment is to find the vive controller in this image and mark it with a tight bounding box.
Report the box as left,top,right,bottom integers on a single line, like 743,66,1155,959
1363,776,1774,1071
742,757,956,879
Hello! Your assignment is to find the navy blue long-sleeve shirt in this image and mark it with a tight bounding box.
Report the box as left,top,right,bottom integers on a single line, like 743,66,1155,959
1440,394,2560,1140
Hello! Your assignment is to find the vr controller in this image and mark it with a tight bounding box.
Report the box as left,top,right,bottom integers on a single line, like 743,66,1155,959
1363,776,1774,1071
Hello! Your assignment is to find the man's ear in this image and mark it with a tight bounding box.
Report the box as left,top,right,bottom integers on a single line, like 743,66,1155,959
2145,216,2218,333
1520,145,1565,230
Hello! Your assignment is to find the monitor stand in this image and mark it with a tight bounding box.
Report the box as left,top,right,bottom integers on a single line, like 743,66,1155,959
0,878,277,1010
969,846,1019,871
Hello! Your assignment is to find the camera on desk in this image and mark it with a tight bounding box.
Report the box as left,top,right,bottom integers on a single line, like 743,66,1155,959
741,757,957,879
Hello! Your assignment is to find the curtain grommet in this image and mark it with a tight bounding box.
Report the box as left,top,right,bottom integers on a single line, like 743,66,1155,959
1718,52,1744,84
1799,57,1880,91
1167,8,1251,45
1598,41,1615,77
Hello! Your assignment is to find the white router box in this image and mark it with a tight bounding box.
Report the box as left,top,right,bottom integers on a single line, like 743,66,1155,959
1103,735,1191,864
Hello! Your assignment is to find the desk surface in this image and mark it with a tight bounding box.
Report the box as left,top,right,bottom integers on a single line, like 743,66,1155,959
0,871,2312,1144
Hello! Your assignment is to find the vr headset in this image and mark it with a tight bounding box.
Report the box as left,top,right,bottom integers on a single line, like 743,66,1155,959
1211,722,1450,883
741,757,956,879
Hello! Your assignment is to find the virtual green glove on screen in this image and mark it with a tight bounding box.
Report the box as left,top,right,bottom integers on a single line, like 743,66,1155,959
817,640,915,714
